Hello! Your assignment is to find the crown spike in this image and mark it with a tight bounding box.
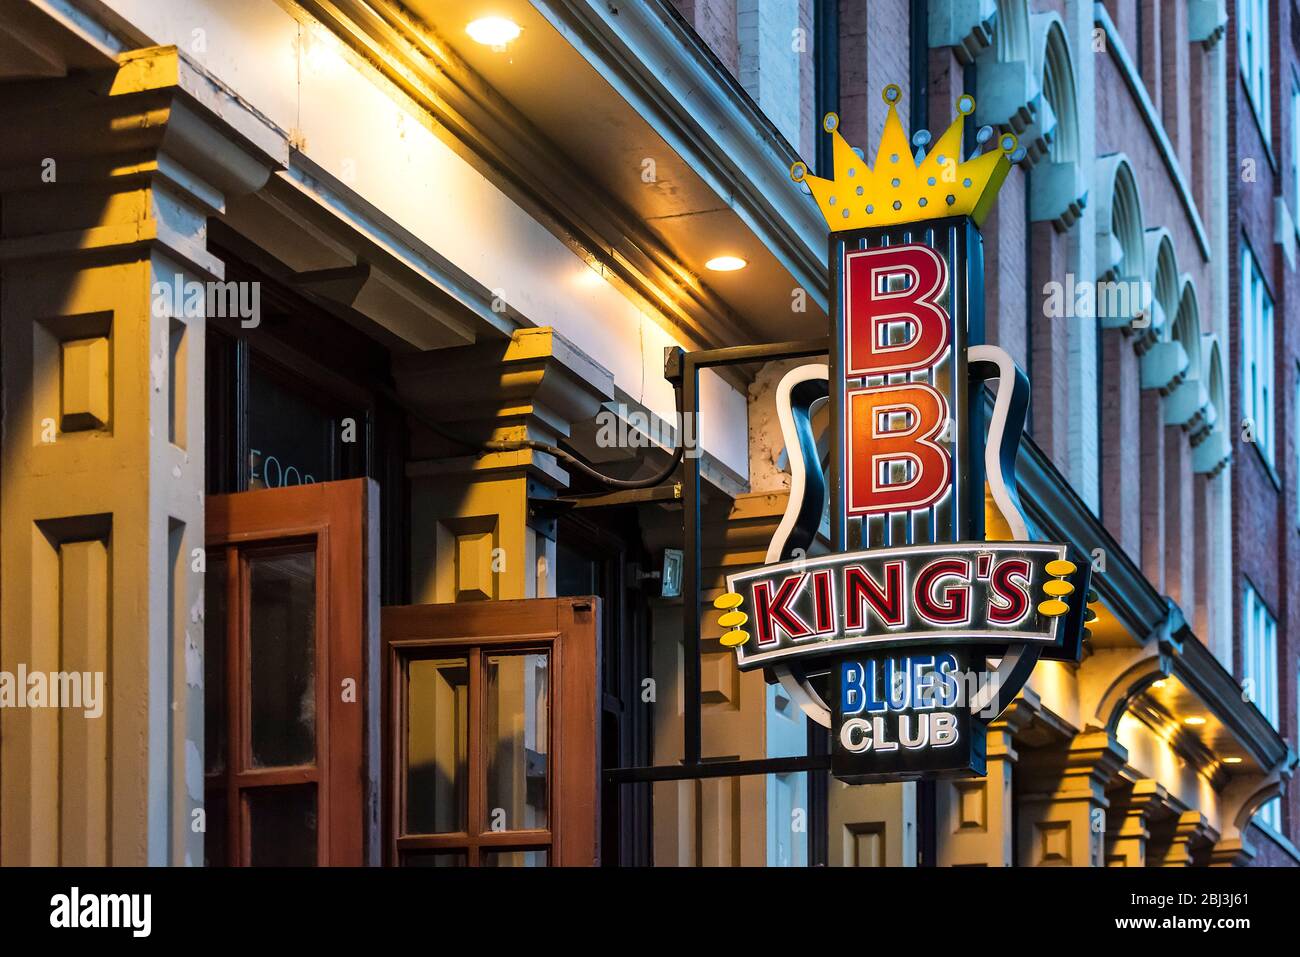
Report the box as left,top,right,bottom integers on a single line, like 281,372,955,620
790,87,1019,231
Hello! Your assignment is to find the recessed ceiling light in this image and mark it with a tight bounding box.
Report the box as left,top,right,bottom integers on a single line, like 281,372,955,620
1184,716,1207,726
1151,679,1166,689
1222,756,1243,764
705,256,747,272
467,16,522,47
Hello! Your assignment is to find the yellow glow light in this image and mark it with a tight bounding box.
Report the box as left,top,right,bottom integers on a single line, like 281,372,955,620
1222,757,1243,764
1151,679,1166,689
467,16,522,48
705,256,747,272
1184,716,1207,726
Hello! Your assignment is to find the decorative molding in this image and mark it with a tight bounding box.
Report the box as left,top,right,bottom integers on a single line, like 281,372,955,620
1092,154,1147,323
1172,635,1292,772
1188,0,1228,50
296,0,778,361
1078,639,1179,736
0,45,288,277
928,0,998,65
398,326,615,491
1027,13,1087,229
973,0,1041,142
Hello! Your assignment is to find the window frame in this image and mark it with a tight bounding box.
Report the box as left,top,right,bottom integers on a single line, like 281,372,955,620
205,479,375,866
1291,72,1300,222
1239,0,1273,144
1295,363,1300,525
382,598,600,867
1242,582,1279,730
390,638,556,866
1241,240,1277,466
1242,582,1280,830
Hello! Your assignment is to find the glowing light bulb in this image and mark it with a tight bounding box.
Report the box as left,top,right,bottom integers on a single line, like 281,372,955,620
467,17,522,48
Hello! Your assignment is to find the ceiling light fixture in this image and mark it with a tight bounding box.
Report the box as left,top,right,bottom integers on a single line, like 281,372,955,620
1184,716,1207,726
1151,679,1166,689
705,255,748,272
467,16,522,48
1222,757,1243,764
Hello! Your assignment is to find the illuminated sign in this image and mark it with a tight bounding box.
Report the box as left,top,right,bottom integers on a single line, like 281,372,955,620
725,542,1089,671
716,86,1095,784
844,244,953,517
833,648,979,782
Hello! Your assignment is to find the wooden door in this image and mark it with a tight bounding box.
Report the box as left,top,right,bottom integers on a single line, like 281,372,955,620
205,478,378,866
382,598,600,866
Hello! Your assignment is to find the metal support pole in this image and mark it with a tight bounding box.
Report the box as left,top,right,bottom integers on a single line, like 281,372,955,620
675,339,828,769
682,354,702,765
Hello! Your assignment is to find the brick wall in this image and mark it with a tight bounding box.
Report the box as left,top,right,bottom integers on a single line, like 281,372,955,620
1229,0,1300,842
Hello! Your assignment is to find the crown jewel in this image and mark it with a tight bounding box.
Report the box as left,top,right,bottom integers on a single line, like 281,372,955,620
792,86,1025,232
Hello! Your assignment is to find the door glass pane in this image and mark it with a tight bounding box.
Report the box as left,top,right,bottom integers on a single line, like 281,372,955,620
248,549,317,768
205,554,227,775
246,786,317,866
204,789,226,867
485,653,549,831
481,848,549,867
400,850,466,867
405,657,469,834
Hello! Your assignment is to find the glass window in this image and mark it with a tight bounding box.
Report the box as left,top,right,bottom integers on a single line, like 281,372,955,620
481,849,549,867
1243,584,1278,728
1242,584,1279,829
1241,242,1276,465
246,786,318,866
1291,75,1300,210
485,653,550,831
401,851,466,867
394,647,553,865
248,549,317,768
1239,0,1272,142
405,658,470,835
245,358,367,492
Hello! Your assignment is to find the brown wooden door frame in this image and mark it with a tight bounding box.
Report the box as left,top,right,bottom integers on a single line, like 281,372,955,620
382,598,601,866
206,478,379,865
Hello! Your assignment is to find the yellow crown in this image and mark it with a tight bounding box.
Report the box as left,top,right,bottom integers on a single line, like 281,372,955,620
792,86,1023,232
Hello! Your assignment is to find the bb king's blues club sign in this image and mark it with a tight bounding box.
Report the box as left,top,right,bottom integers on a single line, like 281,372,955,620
714,86,1094,784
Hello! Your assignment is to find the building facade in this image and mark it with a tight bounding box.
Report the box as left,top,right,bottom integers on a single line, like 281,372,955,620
1226,0,1300,863
0,0,1294,866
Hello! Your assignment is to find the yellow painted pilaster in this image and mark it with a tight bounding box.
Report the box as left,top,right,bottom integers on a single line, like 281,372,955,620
0,46,284,865
1017,731,1127,866
400,327,614,603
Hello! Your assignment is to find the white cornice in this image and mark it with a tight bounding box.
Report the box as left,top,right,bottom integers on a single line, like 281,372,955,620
532,0,827,306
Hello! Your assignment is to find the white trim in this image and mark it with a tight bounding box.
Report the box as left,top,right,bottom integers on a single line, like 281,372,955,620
766,364,831,567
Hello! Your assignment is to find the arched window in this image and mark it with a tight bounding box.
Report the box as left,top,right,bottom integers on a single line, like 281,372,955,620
1093,155,1146,324
977,0,1038,135
1145,229,1180,340
1193,337,1231,475
1112,167,1144,280
1038,18,1078,165
1163,277,1207,427
1026,14,1085,227
1138,230,1184,391
1171,278,1202,380
995,0,1030,62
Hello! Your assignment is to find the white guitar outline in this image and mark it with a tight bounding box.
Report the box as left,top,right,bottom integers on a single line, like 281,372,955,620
763,344,1036,728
